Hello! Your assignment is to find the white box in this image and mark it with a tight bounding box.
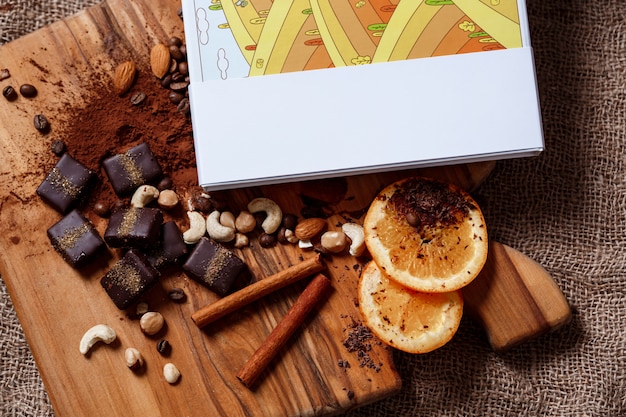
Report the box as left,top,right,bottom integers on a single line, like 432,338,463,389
182,0,543,190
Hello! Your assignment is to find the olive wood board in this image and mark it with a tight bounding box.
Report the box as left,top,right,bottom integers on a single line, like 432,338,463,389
0,0,568,416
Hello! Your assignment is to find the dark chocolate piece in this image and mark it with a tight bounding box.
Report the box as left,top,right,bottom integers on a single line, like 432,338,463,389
102,142,163,196
146,221,188,268
104,207,163,249
47,209,106,268
183,237,245,296
101,249,160,309
36,153,97,214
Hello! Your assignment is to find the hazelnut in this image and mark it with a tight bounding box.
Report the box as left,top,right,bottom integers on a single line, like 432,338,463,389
125,347,144,371
235,211,256,233
140,311,165,335
158,189,179,210
320,231,348,253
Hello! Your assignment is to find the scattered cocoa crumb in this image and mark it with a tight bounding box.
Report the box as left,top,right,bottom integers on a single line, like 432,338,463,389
342,319,382,372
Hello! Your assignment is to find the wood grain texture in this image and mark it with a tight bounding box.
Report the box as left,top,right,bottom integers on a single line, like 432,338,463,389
0,0,496,416
463,241,572,352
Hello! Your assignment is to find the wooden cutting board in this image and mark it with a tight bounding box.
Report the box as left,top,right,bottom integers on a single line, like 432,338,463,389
0,0,567,416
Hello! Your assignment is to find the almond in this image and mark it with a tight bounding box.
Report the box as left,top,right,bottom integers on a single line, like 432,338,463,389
295,218,327,240
113,60,136,96
150,43,171,79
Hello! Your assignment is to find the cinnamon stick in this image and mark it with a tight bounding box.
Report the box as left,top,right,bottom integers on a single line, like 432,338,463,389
191,254,325,328
236,273,332,388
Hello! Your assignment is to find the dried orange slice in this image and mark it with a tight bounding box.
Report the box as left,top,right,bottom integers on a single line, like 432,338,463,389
364,177,488,293
358,260,463,354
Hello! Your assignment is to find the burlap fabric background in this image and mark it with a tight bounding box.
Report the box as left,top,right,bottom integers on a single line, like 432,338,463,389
2,1,625,416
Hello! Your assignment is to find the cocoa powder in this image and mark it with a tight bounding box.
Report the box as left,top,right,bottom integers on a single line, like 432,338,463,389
56,68,197,218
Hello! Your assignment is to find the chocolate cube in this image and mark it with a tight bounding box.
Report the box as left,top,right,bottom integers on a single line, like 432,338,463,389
37,153,97,214
102,142,163,196
104,207,163,249
47,209,106,268
183,237,245,296
101,249,160,309
146,221,188,269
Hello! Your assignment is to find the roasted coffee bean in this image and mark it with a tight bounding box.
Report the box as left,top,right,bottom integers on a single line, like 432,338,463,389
156,339,171,355
2,85,17,101
170,72,185,82
0,68,10,81
169,37,183,47
169,45,184,61
160,74,172,88
33,114,50,133
179,45,187,57
168,288,186,302
168,58,178,74
169,91,184,104
178,61,188,76
130,91,147,105
259,233,277,248
282,213,299,230
157,176,173,191
177,98,190,115
19,83,37,98
93,201,111,218
406,212,420,228
277,227,288,244
170,81,189,93
51,140,66,156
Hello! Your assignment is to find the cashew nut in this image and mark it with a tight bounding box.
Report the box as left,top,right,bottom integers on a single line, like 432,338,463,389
342,223,366,257
182,211,206,244
247,198,282,234
79,324,117,355
163,362,181,384
131,185,160,208
206,210,236,242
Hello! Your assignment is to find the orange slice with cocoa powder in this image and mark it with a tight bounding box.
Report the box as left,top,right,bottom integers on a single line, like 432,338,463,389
358,260,463,354
363,176,488,293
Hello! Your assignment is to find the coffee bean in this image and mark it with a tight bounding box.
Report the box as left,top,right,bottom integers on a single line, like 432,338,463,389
19,84,37,98
168,288,186,302
33,114,50,133
157,176,173,191
130,91,147,105
178,61,188,76
0,68,10,81
177,98,190,115
169,45,184,61
170,72,185,82
169,91,184,104
2,85,17,101
160,74,172,88
93,201,111,218
406,212,420,228
179,45,187,57
168,58,178,74
169,37,183,47
259,233,277,248
282,213,299,230
51,140,66,156
156,339,171,356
